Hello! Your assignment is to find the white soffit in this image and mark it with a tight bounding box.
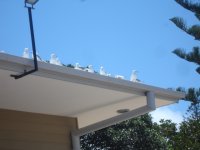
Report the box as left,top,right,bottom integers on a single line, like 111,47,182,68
0,53,185,128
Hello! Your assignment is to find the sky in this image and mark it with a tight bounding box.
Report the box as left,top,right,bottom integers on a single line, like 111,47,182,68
0,0,200,124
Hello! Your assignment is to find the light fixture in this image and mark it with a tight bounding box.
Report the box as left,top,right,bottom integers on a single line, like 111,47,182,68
25,0,39,5
117,109,130,114
25,0,39,8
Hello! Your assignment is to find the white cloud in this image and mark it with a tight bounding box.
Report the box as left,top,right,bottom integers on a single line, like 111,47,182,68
150,107,184,125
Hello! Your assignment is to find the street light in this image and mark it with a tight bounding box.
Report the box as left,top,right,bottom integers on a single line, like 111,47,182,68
11,0,39,79
25,0,39,8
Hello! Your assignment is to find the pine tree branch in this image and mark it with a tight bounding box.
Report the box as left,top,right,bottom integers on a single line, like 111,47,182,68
172,1,200,75
173,47,200,65
173,47,200,75
185,88,198,104
175,0,200,14
170,17,188,32
185,47,200,65
196,66,200,74
195,13,200,21
170,17,200,40
187,25,200,40
176,87,200,106
173,48,187,59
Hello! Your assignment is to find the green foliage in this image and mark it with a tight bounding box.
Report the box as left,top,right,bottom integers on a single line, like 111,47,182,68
171,0,200,74
174,119,200,150
157,119,177,149
155,86,200,149
170,16,200,40
81,114,169,150
196,66,200,73
173,48,187,59
186,88,200,120
187,47,200,65
177,88,200,120
170,17,187,32
173,47,200,74
173,47,200,65
195,13,200,21
175,0,200,15
173,87,200,149
188,25,200,40
185,88,200,104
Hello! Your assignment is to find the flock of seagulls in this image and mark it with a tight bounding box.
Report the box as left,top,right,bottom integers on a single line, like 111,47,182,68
8,48,141,82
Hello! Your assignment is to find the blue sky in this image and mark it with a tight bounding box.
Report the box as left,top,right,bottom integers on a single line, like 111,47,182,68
0,0,199,123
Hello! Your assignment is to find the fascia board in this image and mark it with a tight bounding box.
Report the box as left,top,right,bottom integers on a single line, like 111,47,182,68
0,53,185,100
0,53,186,150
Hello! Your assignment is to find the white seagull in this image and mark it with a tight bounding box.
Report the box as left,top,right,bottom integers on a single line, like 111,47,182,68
74,63,83,70
84,65,94,73
50,53,62,66
130,70,140,82
22,48,30,59
99,66,107,76
99,66,111,76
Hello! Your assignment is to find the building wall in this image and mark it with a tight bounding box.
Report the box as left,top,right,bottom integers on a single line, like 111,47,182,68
0,109,78,150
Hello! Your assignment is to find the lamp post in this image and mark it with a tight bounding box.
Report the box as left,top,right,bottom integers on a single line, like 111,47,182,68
11,0,39,79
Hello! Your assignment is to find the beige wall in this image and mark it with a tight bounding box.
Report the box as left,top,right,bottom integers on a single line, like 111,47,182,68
0,109,78,150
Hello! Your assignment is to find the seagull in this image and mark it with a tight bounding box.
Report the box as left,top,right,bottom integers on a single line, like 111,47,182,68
22,48,30,59
99,66,107,76
99,66,111,76
74,63,83,70
130,70,140,82
31,52,43,61
50,53,62,66
84,65,94,73
115,75,125,79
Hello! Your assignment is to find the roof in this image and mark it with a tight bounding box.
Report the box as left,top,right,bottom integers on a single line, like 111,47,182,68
0,53,184,129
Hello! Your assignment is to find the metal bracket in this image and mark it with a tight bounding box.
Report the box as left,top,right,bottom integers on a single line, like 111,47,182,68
11,7,38,79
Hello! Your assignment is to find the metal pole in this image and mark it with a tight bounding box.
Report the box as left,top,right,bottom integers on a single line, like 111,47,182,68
11,7,38,79
28,7,38,71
